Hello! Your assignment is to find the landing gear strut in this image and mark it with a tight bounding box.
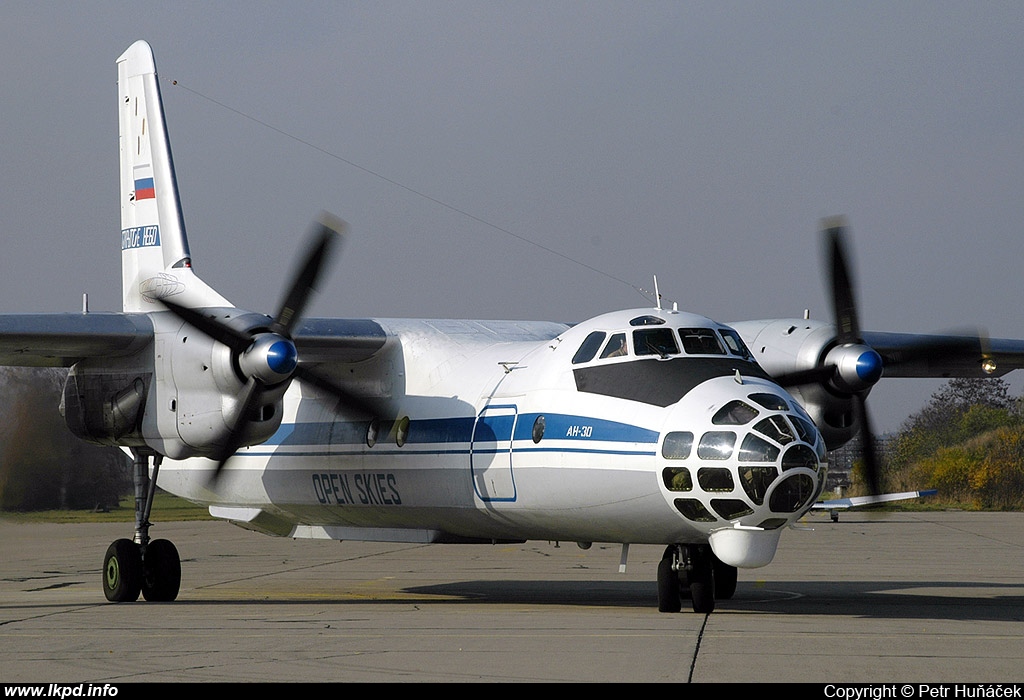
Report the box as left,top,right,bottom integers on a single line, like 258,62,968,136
658,544,736,613
102,450,180,602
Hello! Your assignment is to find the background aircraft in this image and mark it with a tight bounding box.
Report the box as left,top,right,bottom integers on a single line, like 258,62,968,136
2,40,1023,614
812,489,939,522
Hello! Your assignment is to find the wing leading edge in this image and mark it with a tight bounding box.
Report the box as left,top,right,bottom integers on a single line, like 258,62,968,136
0,313,393,369
0,314,154,367
863,331,1024,378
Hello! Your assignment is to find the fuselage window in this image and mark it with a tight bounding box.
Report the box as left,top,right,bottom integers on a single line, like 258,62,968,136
572,331,607,364
754,416,795,445
712,400,759,425
673,498,717,522
697,467,735,492
532,415,546,443
719,328,752,359
395,416,410,447
662,466,693,492
661,431,694,459
711,499,754,520
781,444,819,472
599,332,629,359
739,466,778,505
769,473,816,513
679,328,726,355
633,328,679,357
738,433,780,462
790,414,818,444
696,431,736,460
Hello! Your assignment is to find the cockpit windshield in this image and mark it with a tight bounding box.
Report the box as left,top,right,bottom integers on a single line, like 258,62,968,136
600,333,629,358
633,328,679,357
719,328,752,359
679,328,726,355
573,324,755,365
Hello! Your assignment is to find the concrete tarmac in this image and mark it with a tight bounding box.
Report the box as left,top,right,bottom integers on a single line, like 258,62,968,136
1,511,1022,683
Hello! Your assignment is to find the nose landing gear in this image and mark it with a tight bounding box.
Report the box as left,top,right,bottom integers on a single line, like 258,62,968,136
657,544,736,613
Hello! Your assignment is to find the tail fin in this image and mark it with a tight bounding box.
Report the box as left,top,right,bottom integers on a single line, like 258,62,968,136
117,40,230,312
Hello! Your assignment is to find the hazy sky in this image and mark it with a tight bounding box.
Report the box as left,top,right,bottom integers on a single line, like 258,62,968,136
1,1,1023,432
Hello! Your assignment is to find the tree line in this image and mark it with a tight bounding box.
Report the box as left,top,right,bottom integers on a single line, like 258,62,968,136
865,376,1024,510
0,367,128,511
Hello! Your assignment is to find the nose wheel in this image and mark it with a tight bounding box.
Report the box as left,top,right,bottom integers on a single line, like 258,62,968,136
658,544,732,614
102,450,181,602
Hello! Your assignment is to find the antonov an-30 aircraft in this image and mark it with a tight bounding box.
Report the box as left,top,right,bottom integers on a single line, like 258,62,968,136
4,41,1024,614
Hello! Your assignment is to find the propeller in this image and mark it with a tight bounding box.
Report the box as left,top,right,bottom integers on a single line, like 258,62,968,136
821,217,882,495
162,213,378,478
777,217,984,495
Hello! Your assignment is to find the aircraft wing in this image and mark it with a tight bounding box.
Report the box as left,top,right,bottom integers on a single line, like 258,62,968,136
292,318,389,363
0,313,154,367
0,314,393,368
813,489,938,511
862,331,1024,378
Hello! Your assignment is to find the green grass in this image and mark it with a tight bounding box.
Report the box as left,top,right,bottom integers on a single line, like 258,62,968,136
0,491,213,524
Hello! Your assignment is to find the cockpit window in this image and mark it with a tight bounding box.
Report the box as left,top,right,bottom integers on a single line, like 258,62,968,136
629,315,666,326
719,329,752,359
599,333,629,359
572,331,606,364
679,328,727,355
748,393,789,411
633,328,679,357
712,400,759,425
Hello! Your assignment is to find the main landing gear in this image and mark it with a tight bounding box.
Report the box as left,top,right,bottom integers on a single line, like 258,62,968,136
657,544,737,614
102,450,181,602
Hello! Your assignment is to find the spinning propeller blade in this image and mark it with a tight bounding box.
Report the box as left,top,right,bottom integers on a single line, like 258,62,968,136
778,218,986,494
162,213,375,478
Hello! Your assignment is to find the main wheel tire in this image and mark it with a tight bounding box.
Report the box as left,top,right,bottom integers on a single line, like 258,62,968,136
103,539,142,602
657,555,682,613
141,539,181,602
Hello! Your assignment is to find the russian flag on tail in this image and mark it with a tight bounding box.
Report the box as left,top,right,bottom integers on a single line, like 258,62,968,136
133,164,155,200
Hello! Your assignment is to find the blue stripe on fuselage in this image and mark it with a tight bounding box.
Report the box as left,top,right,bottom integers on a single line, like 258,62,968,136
264,413,659,448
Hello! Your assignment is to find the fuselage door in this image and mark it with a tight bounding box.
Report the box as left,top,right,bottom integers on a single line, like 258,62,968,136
471,404,518,502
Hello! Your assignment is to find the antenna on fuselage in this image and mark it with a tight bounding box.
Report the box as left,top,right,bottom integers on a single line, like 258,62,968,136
653,276,661,310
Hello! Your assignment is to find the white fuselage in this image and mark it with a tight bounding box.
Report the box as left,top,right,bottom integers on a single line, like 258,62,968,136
156,308,828,568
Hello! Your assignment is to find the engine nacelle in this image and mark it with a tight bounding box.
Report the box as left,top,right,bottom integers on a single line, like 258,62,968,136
62,310,288,460
61,369,150,447
157,309,286,459
729,318,880,450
